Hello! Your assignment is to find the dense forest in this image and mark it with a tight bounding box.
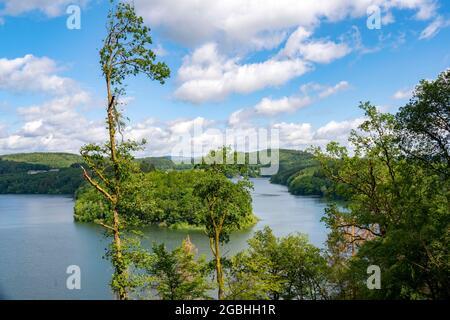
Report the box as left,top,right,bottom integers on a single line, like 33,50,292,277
137,156,179,171
0,167,84,194
268,149,339,197
74,169,258,230
0,157,84,194
0,149,331,196
0,154,191,194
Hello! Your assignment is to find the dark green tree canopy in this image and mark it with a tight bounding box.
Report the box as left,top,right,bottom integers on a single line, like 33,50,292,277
194,171,253,243
396,69,450,174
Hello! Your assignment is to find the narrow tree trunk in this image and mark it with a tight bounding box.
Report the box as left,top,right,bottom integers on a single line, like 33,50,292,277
112,206,128,300
214,230,224,300
351,224,355,257
106,78,128,300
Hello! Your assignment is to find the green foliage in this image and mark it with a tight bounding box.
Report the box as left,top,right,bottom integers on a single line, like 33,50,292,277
0,152,177,195
194,172,254,243
315,97,450,299
75,147,256,301
396,69,450,175
287,167,335,197
135,238,211,300
266,149,340,198
74,183,111,221
80,0,170,300
269,149,316,184
0,167,83,194
80,140,143,205
0,159,50,174
225,227,329,300
0,152,81,168
193,147,255,299
195,146,253,178
100,0,170,96
137,157,175,171
74,169,257,228
0,154,84,194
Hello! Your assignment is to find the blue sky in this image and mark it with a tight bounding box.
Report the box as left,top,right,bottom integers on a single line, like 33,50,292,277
0,0,448,156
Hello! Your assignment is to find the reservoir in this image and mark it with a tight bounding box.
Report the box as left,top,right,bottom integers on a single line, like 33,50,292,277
0,178,328,299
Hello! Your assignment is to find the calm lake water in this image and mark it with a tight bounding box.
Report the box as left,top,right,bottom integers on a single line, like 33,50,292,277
0,178,328,299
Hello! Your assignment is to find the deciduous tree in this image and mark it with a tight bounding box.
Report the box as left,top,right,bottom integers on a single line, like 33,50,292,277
193,164,253,299
80,1,169,299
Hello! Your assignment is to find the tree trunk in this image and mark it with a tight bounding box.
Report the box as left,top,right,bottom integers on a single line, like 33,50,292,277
214,230,224,300
112,207,128,300
351,224,355,256
106,78,128,300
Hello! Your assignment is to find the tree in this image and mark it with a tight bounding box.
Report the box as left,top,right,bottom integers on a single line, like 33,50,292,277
396,69,450,176
225,227,329,300
314,101,449,299
80,1,169,299
193,169,253,300
195,146,250,177
314,102,401,246
143,237,211,300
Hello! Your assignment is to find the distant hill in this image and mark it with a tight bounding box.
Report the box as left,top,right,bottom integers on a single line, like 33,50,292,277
0,152,82,168
268,149,340,198
0,159,51,174
0,153,83,194
0,152,181,170
0,150,338,197
0,167,84,195
137,156,176,171
268,149,316,182
0,152,179,194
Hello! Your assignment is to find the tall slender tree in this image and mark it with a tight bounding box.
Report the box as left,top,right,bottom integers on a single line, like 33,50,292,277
194,147,254,299
80,1,169,300
194,172,253,299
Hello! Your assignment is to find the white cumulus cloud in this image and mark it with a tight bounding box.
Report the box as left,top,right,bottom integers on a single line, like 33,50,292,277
279,27,351,64
392,88,413,100
133,0,437,48
0,54,77,95
175,43,310,103
0,0,87,18
318,81,350,98
254,96,313,116
229,80,350,126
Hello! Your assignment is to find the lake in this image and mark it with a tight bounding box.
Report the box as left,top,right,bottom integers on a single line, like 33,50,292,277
0,178,328,299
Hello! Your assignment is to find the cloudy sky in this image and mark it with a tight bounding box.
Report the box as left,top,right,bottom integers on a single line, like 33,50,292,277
0,0,448,157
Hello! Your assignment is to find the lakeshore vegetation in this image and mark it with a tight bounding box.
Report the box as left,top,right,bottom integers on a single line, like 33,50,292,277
0,1,447,301
1,69,448,300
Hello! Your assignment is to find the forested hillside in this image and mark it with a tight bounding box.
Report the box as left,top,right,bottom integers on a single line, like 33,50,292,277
137,156,177,171
268,149,338,198
0,154,84,194
0,152,82,168
0,159,51,174
0,150,339,196
0,153,181,194
0,167,84,194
